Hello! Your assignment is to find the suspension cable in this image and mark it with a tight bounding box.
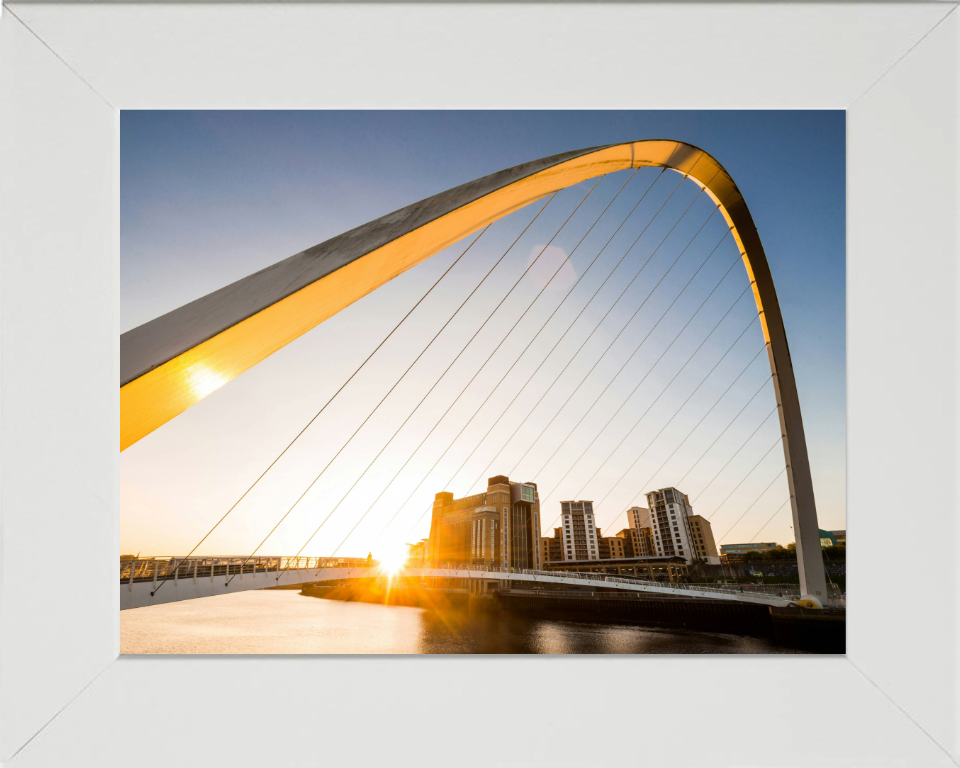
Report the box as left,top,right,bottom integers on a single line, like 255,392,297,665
522,232,737,488
746,497,791,543
284,178,609,568
325,170,645,556
368,168,673,546
215,188,565,585
148,222,490,596
578,314,760,516
393,170,695,538
404,172,715,537
459,177,723,503
266,178,609,574
694,408,780,504
715,466,787,542
598,348,769,535
538,285,754,533
704,435,784,521
674,377,776,490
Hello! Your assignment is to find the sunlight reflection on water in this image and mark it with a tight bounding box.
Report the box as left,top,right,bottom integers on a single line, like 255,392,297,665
120,590,806,655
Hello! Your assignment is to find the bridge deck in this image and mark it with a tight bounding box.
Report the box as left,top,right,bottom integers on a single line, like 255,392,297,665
120,558,803,610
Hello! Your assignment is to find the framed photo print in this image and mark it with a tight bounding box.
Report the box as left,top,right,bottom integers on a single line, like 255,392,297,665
1,3,957,766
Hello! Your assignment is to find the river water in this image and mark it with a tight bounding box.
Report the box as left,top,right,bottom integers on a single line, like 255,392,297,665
121,590,806,654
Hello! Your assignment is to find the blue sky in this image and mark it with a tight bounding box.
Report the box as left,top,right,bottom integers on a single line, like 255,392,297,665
120,111,845,558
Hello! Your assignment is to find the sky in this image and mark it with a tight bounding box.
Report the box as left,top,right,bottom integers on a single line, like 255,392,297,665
120,110,845,559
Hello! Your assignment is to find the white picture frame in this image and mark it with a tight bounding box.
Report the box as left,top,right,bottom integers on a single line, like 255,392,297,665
1,2,957,765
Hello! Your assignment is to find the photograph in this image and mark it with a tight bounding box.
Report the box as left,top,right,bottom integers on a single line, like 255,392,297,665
118,110,846,654
6,3,959,764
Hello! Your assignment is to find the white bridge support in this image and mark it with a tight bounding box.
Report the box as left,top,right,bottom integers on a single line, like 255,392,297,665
120,557,801,610
121,566,373,610
119,556,374,610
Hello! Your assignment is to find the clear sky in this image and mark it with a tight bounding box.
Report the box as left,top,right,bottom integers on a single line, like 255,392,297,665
120,110,845,559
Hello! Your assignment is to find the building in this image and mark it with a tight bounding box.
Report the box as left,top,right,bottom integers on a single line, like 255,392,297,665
687,515,720,564
541,556,690,582
427,475,541,570
541,525,625,563
830,530,846,546
540,529,564,565
617,528,638,557
617,527,652,558
719,542,778,562
540,525,627,562
645,487,700,564
625,506,655,557
597,531,625,559
559,500,599,561
627,506,652,530
406,539,427,566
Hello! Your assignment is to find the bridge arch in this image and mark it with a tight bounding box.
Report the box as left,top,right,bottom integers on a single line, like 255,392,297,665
120,139,827,598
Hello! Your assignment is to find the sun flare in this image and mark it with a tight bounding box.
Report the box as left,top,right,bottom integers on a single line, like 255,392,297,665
377,540,409,576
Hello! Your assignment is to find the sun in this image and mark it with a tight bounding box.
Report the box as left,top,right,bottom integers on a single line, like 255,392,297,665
377,540,409,576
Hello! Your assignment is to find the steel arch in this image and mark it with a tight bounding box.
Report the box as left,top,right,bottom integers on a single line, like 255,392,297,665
120,140,828,599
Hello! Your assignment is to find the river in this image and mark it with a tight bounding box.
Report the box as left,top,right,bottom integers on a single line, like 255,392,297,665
120,590,807,654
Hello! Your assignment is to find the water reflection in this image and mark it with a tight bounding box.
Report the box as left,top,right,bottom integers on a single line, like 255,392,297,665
120,590,805,655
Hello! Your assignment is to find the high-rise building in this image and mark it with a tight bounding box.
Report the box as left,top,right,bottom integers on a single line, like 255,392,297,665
540,525,625,562
645,487,700,564
625,506,655,557
628,506,652,530
688,515,720,563
427,475,541,570
559,500,599,561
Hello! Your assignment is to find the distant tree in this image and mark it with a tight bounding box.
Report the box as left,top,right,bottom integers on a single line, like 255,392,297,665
822,544,846,561
739,545,802,563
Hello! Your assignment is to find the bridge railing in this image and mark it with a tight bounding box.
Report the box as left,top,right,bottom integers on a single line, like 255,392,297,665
120,556,373,584
420,562,827,602
119,556,843,605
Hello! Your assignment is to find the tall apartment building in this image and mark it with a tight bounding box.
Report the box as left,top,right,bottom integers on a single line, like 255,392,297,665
540,526,629,562
628,506,652,530
625,506,655,557
427,475,541,570
645,487,700,565
559,500,599,561
688,515,720,563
